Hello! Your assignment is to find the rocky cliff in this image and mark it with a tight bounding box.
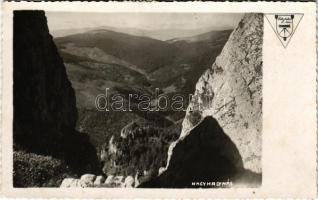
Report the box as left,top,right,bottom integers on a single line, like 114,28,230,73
180,13,263,173
140,13,263,188
13,11,100,186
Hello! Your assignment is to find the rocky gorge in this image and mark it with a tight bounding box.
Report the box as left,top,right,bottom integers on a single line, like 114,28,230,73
13,11,262,188
140,13,263,188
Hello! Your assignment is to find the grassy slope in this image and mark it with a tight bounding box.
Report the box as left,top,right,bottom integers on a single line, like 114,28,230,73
13,151,75,187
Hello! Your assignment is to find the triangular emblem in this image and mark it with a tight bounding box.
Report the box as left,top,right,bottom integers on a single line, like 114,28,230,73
265,14,303,48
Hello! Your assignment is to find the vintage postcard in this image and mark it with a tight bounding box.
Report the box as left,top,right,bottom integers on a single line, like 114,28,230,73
0,1,316,198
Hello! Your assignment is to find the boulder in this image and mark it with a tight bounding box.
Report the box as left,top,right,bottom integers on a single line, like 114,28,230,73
104,175,126,187
60,178,79,187
94,175,105,186
80,174,96,187
124,176,135,188
105,175,114,185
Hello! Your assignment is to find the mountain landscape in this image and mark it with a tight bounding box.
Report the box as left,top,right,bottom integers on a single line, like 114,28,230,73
13,10,262,188
53,25,232,182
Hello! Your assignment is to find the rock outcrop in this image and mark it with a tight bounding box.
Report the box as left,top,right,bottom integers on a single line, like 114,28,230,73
14,10,76,152
60,174,103,188
140,13,263,188
60,174,137,188
13,10,100,186
60,178,84,188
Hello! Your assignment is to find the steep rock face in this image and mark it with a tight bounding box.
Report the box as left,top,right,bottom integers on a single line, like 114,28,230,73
140,14,263,188
180,13,263,173
14,11,77,144
13,10,100,178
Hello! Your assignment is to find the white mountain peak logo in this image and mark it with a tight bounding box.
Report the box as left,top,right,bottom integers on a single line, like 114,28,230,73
265,14,303,48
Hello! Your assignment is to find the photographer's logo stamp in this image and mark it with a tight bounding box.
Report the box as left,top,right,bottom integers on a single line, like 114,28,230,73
265,13,303,48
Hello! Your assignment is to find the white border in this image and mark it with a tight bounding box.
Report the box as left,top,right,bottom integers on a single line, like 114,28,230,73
1,1,317,198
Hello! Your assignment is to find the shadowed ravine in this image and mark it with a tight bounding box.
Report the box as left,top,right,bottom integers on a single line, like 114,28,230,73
139,116,261,188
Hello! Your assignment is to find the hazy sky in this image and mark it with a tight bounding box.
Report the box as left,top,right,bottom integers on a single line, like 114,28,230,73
46,12,244,31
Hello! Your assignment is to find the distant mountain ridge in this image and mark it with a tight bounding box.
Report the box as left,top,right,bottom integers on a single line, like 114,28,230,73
167,29,233,43
51,25,234,41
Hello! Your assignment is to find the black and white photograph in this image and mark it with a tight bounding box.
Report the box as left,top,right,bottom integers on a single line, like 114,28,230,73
13,10,263,188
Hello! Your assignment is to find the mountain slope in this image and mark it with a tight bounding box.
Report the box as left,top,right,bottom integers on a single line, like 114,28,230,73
55,28,232,97
149,29,232,94
55,29,177,73
55,27,232,143
167,29,232,43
